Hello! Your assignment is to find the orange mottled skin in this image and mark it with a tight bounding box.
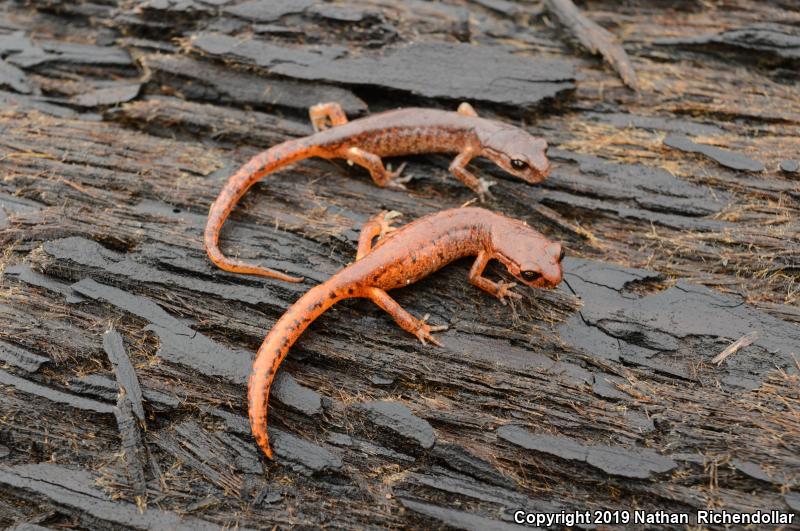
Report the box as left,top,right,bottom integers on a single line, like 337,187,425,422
248,207,564,459
205,102,551,282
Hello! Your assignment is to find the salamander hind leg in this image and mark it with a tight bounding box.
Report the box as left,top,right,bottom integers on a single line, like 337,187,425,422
457,102,478,117
468,251,521,305
357,211,403,260
368,288,447,346
346,147,407,189
309,102,349,132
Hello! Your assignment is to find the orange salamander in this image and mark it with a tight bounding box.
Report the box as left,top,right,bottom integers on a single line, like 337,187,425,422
248,207,564,459
205,101,551,282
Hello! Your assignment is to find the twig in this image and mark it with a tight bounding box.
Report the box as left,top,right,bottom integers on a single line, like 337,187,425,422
545,0,640,91
712,331,759,365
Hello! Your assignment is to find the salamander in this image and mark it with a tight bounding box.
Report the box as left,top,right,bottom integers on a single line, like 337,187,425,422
205,102,551,282
248,207,565,459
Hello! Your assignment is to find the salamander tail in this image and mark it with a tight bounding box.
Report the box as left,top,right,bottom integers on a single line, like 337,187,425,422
247,281,346,459
205,225,304,282
204,139,309,282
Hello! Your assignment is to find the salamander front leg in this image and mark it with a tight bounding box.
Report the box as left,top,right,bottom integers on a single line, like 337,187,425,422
356,210,402,260
468,251,521,305
449,148,495,201
368,288,447,346
346,147,407,189
309,102,349,132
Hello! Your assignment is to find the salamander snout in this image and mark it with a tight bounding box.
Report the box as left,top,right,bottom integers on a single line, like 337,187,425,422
539,242,565,287
524,137,550,181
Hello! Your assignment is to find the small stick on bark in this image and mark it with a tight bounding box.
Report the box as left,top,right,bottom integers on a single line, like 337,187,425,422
712,331,759,365
545,0,640,91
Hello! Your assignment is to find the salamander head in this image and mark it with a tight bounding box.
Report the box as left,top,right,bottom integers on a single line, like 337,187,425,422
481,127,550,184
491,222,564,288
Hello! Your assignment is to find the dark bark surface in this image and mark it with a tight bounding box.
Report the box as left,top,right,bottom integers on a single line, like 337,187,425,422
0,1,798,529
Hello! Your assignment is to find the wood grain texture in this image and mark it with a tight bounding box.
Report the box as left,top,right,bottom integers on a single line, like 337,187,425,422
0,0,798,528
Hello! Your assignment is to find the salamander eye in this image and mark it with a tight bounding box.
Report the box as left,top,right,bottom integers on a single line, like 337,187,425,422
558,248,565,262
510,159,528,171
521,270,542,282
